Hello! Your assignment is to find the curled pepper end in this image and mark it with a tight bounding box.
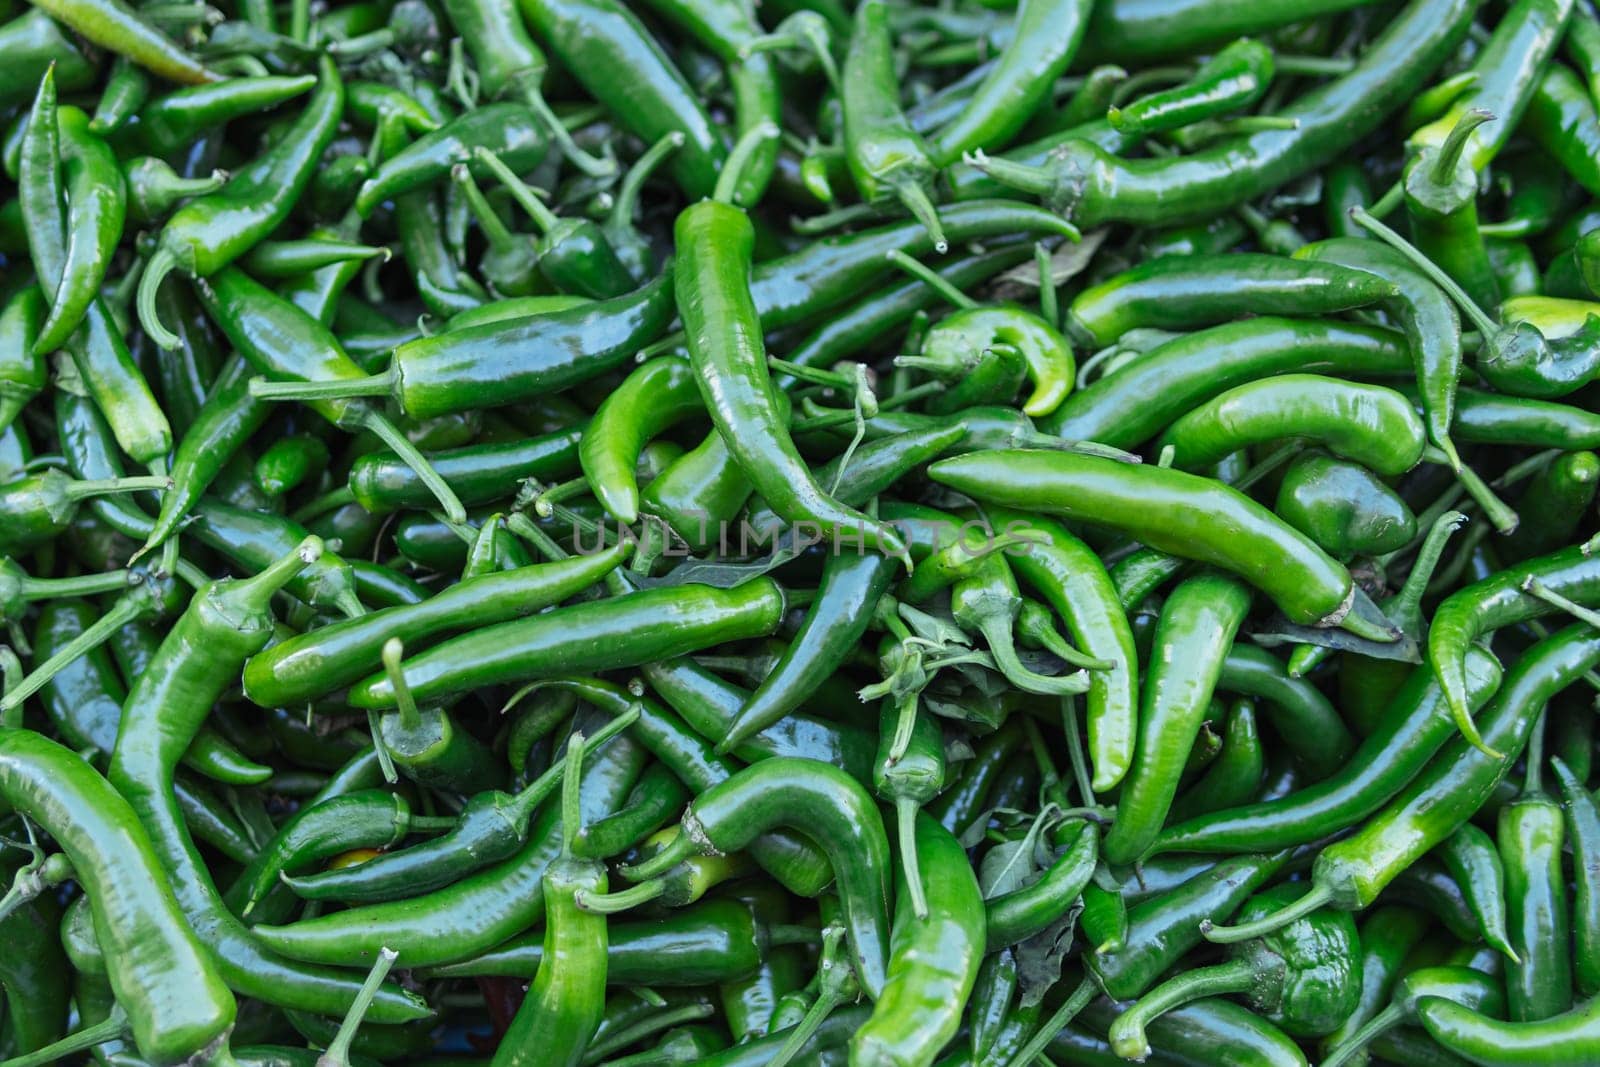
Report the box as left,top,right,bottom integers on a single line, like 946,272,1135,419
1017,601,1117,671
358,412,467,525
1201,882,1331,944
980,615,1091,696
1320,1003,1405,1067
894,795,929,920
574,877,666,914
618,825,699,882
1108,956,1258,1063
320,946,400,1067
521,87,617,179
714,121,781,206
136,248,183,350
890,179,948,255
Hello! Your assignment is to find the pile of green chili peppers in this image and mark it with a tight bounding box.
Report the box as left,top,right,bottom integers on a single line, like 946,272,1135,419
14,0,1600,1063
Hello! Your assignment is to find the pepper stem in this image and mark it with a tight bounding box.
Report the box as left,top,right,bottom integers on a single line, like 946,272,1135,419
1108,957,1257,1062
962,149,1056,198
249,370,394,401
891,178,947,254
1350,206,1499,337
1035,241,1059,327
0,591,148,714
381,638,424,734
1060,695,1097,804
575,877,665,914
895,794,929,920
713,122,780,206
507,702,639,826
1319,1004,1403,1067
1429,108,1494,187
315,947,398,1067
61,475,170,501
19,568,134,602
136,247,182,350
1006,975,1096,1067
1390,510,1469,632
357,411,466,523
1203,882,1332,943
1524,707,1547,797
559,726,588,856
365,709,399,785
0,1008,129,1067
226,535,325,617
979,613,1090,696
521,88,617,178
582,1002,716,1064
472,146,561,234
608,132,685,231
1423,447,1518,535
884,249,975,310
617,828,698,882
450,163,520,252
768,926,855,1067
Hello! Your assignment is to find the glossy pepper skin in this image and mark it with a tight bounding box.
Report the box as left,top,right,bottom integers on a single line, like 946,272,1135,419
976,0,1474,226
1500,715,1573,1021
242,543,629,706
1418,994,1600,1066
676,176,908,567
138,57,344,350
850,814,985,1067
1158,374,1427,477
1064,253,1397,349
107,539,431,1025
348,579,786,709
0,727,235,1065
620,757,894,998
1108,37,1274,136
1101,573,1252,865
518,0,723,197
931,450,1393,637
1042,317,1411,444
1275,451,1417,559
1110,881,1361,1059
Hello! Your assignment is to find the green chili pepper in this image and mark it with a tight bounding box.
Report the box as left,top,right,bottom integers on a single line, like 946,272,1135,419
1417,992,1600,1066
1499,712,1573,1020
138,57,343,350
31,0,218,84
1275,451,1417,559
841,0,946,247
0,286,45,433
1206,623,1600,946
1110,882,1360,1058
1107,38,1274,136
1322,964,1507,1067
931,450,1397,638
621,757,893,997
0,727,236,1063
974,0,1474,226
850,814,985,1066
129,73,316,157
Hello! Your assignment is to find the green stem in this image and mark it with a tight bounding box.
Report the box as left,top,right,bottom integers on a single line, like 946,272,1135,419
895,794,929,920
316,947,398,1067
1425,446,1518,535
1429,107,1493,186
1203,883,1331,943
358,411,466,523
472,146,560,233
0,1010,129,1067
618,831,697,882
891,177,948,254
884,249,975,310
63,475,170,501
1108,957,1257,1061
1351,205,1499,336
381,637,424,734
1389,510,1468,630
19,569,133,602
1320,1004,1403,1067
583,1002,716,1063
1035,241,1059,327
136,247,181,350
366,708,399,785
520,88,615,178
451,163,520,251
1060,695,1095,806
577,877,665,914
0,593,146,713
608,132,685,231
1007,976,1096,1067
713,121,780,205
249,370,394,401
506,701,639,825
